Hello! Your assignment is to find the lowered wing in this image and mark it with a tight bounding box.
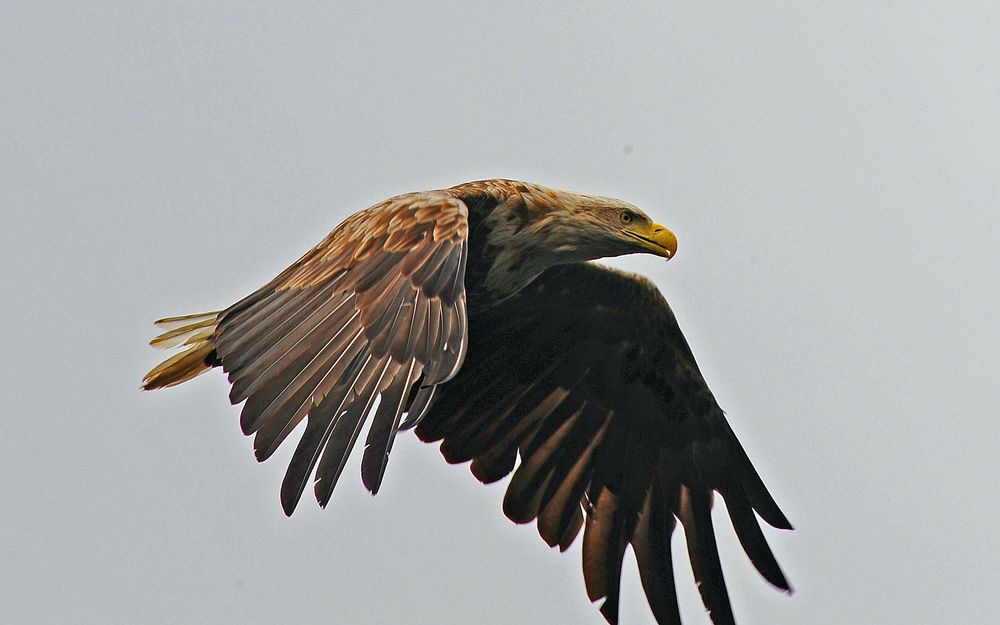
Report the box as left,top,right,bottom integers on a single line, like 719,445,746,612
417,262,793,625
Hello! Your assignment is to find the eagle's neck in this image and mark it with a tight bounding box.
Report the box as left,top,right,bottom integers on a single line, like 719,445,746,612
482,207,570,300
454,183,575,307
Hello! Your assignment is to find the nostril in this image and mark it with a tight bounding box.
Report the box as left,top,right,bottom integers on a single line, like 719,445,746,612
653,227,663,233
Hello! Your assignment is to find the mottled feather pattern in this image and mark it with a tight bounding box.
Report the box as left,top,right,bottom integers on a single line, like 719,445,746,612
208,190,470,510
277,191,468,291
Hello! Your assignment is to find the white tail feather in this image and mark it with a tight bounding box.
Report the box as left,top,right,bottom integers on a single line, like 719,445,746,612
150,313,220,349
143,311,222,389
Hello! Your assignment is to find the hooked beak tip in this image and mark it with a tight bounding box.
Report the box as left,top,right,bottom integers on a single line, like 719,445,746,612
649,224,678,260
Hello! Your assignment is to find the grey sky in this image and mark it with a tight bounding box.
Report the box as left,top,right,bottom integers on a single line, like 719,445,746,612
3,2,999,624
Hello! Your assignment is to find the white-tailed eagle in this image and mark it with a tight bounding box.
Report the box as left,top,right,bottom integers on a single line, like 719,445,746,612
144,179,792,625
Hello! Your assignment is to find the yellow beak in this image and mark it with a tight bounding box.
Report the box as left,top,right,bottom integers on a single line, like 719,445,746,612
622,223,678,259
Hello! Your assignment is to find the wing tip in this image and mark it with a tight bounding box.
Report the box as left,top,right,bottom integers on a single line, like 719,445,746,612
280,494,298,517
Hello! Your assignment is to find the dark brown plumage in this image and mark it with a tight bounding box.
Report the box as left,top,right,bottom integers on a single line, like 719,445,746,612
143,179,791,625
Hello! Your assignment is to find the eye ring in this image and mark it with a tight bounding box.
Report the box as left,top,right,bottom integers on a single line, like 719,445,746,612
620,211,633,224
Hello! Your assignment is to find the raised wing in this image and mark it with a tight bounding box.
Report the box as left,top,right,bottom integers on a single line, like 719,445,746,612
214,191,469,514
416,262,792,625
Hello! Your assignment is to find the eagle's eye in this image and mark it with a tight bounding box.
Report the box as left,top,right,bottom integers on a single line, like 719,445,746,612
619,211,633,224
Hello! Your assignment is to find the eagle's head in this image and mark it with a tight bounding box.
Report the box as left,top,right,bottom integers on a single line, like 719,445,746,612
531,189,678,262
474,182,678,301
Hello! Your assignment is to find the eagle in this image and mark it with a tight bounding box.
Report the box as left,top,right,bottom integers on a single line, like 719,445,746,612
143,179,792,625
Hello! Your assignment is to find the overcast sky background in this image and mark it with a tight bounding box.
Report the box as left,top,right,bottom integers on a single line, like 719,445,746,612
3,2,999,624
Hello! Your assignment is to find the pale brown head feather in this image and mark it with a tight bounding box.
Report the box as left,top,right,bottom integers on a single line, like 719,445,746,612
448,180,673,299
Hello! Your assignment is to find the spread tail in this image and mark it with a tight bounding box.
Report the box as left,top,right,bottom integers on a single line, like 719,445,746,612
142,311,222,390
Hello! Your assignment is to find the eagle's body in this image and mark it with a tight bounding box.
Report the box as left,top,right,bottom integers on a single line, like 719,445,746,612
144,179,791,625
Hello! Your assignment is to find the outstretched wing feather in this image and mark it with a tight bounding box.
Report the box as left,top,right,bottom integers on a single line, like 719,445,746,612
416,262,791,625
210,191,469,513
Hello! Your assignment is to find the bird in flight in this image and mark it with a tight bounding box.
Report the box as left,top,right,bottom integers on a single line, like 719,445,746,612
143,179,792,625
